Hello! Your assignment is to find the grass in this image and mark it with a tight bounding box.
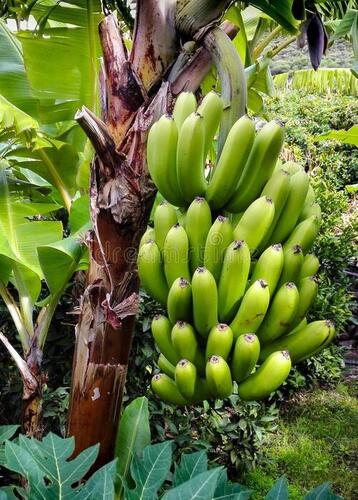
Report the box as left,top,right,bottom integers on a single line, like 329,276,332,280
242,382,358,499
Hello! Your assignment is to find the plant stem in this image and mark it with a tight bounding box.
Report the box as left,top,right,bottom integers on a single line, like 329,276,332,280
37,149,72,212
0,283,29,350
268,35,296,58
253,25,282,60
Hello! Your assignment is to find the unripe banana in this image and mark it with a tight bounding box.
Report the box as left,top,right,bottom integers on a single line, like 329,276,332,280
269,169,309,245
250,244,284,296
231,333,260,382
177,208,186,228
171,321,204,371
233,197,275,252
147,115,184,206
304,184,316,206
206,355,233,399
204,215,233,282
163,224,191,287
257,169,291,252
154,201,178,252
175,359,197,400
205,323,234,360
218,240,250,322
299,253,320,280
158,354,175,379
277,160,303,175
291,276,318,327
173,92,197,130
257,282,299,344
225,120,285,212
185,197,212,274
299,202,322,225
309,320,336,357
238,351,292,401
287,317,307,336
283,215,320,254
206,115,255,210
230,279,270,339
278,245,303,288
151,315,178,365
259,320,335,364
151,373,188,405
167,277,192,324
192,267,218,337
137,241,169,305
176,112,207,202
139,227,155,249
197,91,224,157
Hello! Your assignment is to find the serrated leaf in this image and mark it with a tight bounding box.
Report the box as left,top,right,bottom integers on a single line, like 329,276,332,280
73,460,117,500
304,482,342,500
115,397,151,496
163,468,223,500
214,469,252,499
265,476,289,500
126,441,173,500
173,450,208,487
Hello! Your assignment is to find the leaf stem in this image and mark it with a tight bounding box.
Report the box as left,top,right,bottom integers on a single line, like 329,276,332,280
268,35,296,58
0,282,29,351
37,148,72,213
253,25,282,60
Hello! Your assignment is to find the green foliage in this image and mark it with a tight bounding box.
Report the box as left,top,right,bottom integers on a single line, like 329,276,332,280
0,432,116,499
242,385,358,499
274,68,358,95
315,125,358,146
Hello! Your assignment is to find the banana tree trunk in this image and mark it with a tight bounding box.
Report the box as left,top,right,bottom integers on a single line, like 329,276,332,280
67,1,238,469
22,348,43,438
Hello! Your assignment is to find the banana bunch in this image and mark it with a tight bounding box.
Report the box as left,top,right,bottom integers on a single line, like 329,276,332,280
139,92,335,406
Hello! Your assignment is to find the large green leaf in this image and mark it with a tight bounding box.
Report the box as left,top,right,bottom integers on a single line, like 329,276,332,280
0,20,39,116
0,425,19,467
172,450,208,487
18,0,103,115
314,125,358,146
274,68,358,95
214,469,252,499
304,482,342,500
265,476,289,500
248,0,299,32
163,468,224,500
115,397,151,496
125,441,173,500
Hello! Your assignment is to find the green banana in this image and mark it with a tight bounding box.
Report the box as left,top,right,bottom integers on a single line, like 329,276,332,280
238,351,292,401
173,91,197,130
185,197,212,274
299,202,322,225
278,244,303,287
230,279,270,339
287,317,307,336
154,201,178,252
206,115,255,210
167,277,192,324
291,276,318,327
192,267,218,337
197,91,224,157
233,196,275,252
304,184,316,206
257,282,299,344
171,321,203,370
137,241,169,305
158,354,175,379
225,120,285,212
151,315,178,365
250,244,284,296
205,323,234,360
231,333,260,382
259,320,335,364
283,215,320,254
257,169,291,252
276,160,303,175
218,240,250,322
163,223,191,287
147,115,184,206
204,215,233,282
206,355,233,399
176,112,207,202
299,253,320,280
269,169,309,245
139,227,155,249
175,359,197,400
151,373,188,405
